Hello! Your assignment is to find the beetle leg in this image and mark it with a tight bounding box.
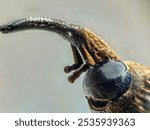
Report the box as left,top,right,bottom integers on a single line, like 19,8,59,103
64,44,83,73
68,64,89,83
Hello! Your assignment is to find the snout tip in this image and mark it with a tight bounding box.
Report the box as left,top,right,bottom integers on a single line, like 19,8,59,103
0,25,10,33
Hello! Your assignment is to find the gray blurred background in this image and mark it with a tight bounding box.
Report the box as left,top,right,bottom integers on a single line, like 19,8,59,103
0,0,149,112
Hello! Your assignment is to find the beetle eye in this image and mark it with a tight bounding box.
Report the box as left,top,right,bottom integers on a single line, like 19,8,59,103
86,97,109,111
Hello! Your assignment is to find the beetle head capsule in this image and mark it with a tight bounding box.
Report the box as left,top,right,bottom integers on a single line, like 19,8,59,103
83,60,132,111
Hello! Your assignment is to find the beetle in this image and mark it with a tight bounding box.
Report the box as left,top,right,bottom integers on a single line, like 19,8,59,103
0,17,150,112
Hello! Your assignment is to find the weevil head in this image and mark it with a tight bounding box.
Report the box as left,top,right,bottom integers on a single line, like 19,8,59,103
83,60,132,112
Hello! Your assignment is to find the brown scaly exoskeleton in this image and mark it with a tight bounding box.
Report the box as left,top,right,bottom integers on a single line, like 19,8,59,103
0,17,150,112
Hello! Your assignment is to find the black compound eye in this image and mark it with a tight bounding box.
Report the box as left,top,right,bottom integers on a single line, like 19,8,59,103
83,60,131,101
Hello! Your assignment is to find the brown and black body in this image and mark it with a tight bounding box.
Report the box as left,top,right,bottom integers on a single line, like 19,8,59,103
0,17,150,112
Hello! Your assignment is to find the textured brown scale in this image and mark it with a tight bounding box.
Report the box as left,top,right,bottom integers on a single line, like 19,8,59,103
79,44,96,66
123,61,150,112
81,28,120,61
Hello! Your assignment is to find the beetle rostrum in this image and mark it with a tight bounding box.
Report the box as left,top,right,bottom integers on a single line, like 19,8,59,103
0,17,150,113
